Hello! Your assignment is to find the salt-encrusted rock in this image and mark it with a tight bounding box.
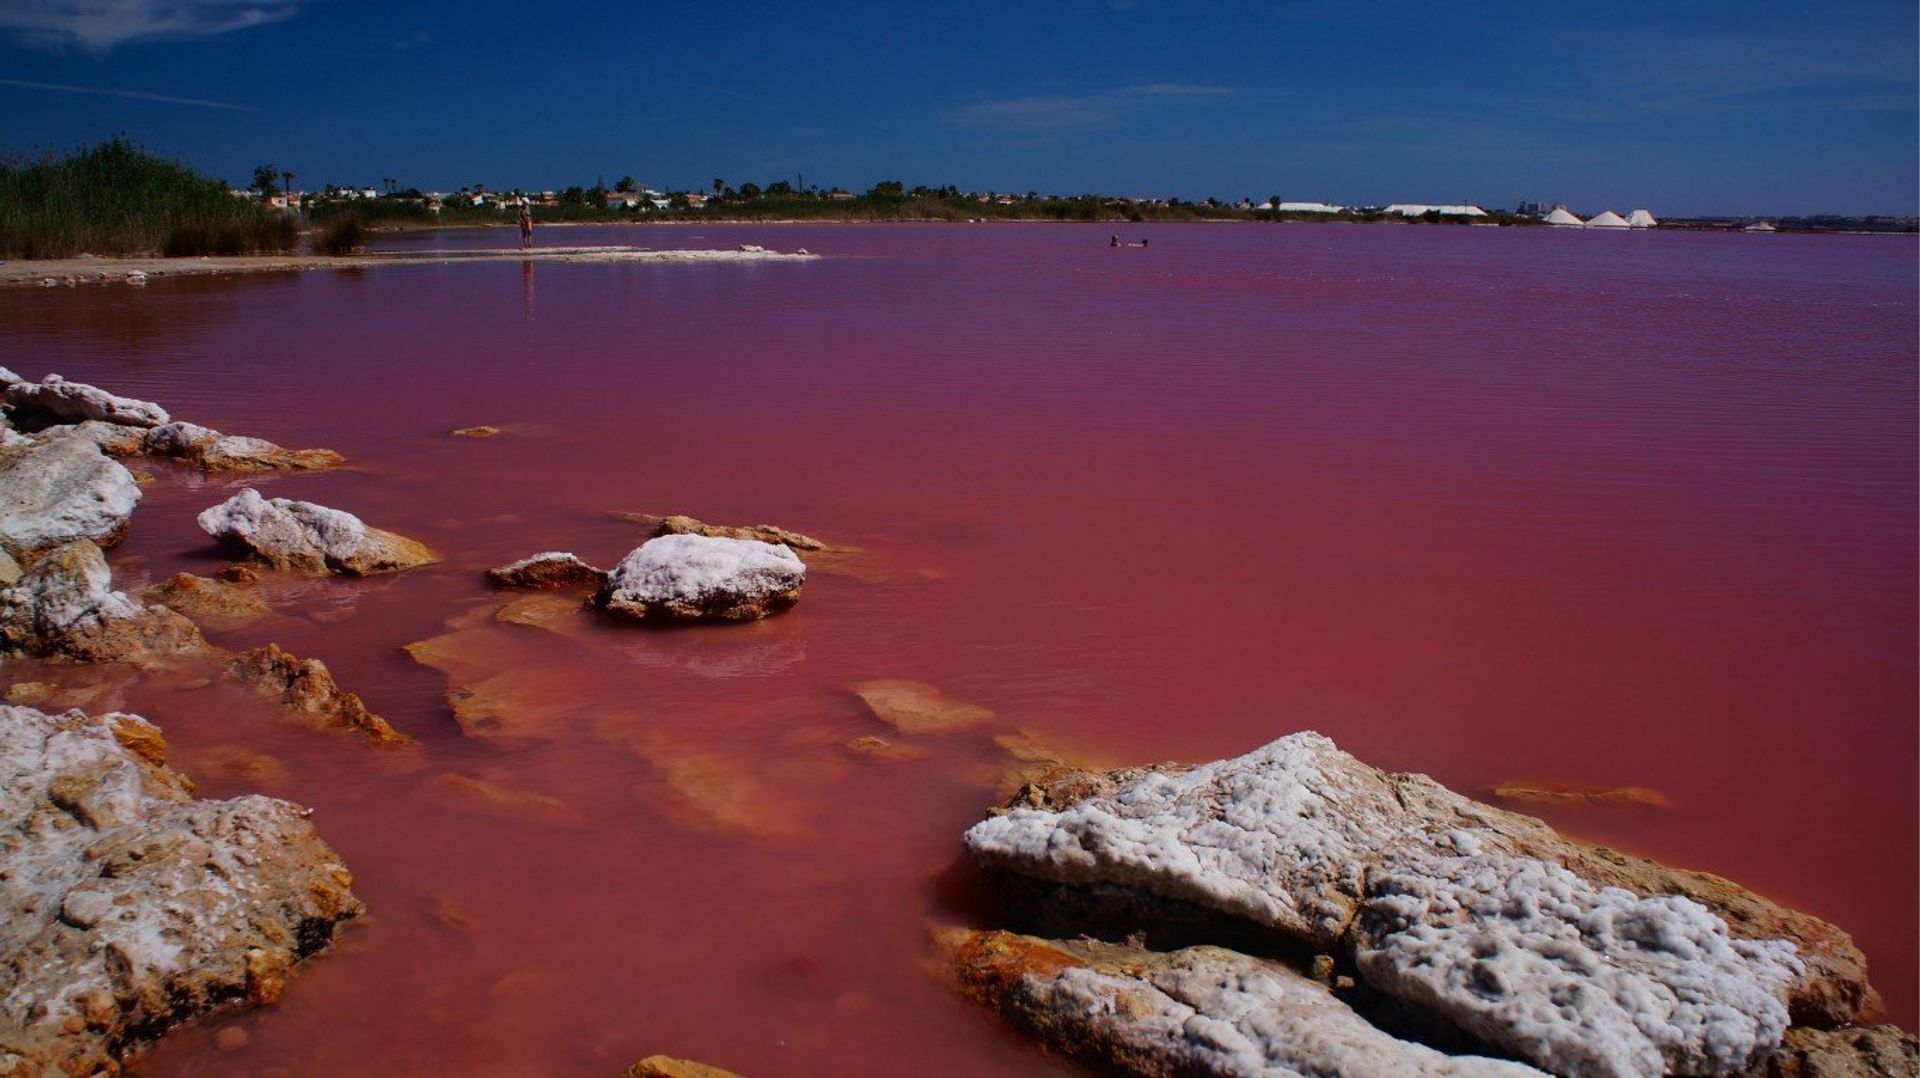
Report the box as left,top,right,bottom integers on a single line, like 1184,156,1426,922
451,425,501,438
228,644,408,743
139,571,272,628
966,733,1879,1077
649,513,827,552
1357,847,1800,1078
1739,1024,1920,1077
0,366,21,387
0,704,362,1074
146,421,343,472
5,373,170,428
484,552,608,590
0,434,141,559
143,420,222,458
0,412,28,449
54,419,149,457
0,540,206,665
0,549,18,587
197,488,437,575
941,928,1545,1077
595,534,804,622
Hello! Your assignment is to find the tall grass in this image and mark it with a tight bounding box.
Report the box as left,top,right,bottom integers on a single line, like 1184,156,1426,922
0,138,298,259
312,214,366,255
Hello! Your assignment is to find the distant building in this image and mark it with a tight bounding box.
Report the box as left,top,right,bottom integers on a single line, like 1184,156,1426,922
1515,200,1544,216
1382,204,1488,217
1259,201,1345,214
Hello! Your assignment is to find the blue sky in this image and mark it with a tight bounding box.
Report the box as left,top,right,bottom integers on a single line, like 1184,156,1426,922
1,1,1914,215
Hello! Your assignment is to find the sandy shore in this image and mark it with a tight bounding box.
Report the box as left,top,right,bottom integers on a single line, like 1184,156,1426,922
0,246,817,288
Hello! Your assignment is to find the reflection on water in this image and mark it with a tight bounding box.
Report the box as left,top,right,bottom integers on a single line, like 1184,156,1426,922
0,223,1914,1074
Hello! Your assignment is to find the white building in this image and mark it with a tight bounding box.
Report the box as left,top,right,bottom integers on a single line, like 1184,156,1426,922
1260,201,1345,214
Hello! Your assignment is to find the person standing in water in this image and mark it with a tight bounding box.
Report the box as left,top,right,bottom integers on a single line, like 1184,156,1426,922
517,197,534,248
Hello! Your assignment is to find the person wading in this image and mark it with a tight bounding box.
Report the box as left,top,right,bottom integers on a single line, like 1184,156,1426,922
517,197,534,249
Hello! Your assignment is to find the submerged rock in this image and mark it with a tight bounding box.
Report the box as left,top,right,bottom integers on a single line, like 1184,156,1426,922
0,540,206,665
964,733,1880,1078
183,743,290,787
494,593,589,633
146,421,344,472
0,704,362,1074
941,928,1545,1077
485,551,607,590
596,534,804,623
422,773,586,829
197,488,437,575
228,643,408,744
139,571,272,628
0,434,142,559
844,734,932,762
853,679,994,734
1487,781,1671,810
402,627,570,743
451,425,501,438
5,373,170,428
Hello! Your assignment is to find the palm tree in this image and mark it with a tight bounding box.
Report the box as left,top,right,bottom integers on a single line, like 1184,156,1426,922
281,170,295,209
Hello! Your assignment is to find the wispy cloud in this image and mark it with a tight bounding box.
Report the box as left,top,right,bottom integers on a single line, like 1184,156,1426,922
0,76,255,109
1127,83,1237,98
0,0,298,51
952,83,1235,137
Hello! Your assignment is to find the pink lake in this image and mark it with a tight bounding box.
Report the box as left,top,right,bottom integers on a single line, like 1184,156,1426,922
2,221,1914,1074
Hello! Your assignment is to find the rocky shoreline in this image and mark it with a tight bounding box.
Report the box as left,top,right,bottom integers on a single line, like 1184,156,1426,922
945,734,1914,1077
0,366,1912,1076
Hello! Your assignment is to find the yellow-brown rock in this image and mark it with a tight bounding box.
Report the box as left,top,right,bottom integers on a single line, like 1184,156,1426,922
140,571,272,628
228,643,408,744
1488,780,1671,810
643,512,826,551
623,1055,746,1078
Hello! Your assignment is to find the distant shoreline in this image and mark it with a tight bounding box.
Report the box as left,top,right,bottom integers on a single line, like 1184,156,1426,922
0,246,816,288
6,219,1909,288
367,216,1917,236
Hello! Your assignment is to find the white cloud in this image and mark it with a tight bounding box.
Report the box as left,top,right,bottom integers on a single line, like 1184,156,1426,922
952,95,1120,135
0,0,298,51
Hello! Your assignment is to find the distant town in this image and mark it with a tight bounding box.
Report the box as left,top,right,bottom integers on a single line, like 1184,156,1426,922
238,169,1918,234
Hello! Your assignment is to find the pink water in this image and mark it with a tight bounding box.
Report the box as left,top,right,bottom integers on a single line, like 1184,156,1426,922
3,222,1915,1074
